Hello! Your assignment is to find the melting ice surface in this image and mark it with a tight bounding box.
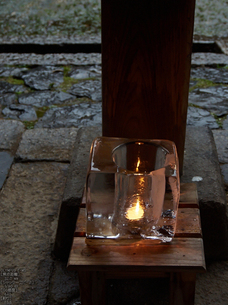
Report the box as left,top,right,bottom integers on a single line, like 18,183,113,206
86,138,180,242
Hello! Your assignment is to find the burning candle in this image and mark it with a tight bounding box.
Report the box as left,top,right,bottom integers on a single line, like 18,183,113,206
136,157,140,172
126,198,144,220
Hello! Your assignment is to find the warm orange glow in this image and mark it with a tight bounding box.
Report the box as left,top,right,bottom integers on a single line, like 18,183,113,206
126,198,144,220
136,157,140,172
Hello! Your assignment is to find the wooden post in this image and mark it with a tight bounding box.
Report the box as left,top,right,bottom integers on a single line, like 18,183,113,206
78,271,106,305
102,0,196,173
170,273,196,305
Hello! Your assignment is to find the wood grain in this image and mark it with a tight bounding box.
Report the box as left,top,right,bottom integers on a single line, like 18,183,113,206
68,237,206,272
179,183,199,208
170,272,196,305
102,0,196,173
78,271,106,305
176,208,201,238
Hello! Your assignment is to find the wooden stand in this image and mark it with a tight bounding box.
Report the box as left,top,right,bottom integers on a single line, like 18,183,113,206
102,0,196,173
67,183,206,305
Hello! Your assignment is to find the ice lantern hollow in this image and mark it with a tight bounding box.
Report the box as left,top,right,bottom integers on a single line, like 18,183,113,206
86,137,180,242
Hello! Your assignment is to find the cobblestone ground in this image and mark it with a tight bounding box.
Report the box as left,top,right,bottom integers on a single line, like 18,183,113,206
0,57,228,186
0,62,228,131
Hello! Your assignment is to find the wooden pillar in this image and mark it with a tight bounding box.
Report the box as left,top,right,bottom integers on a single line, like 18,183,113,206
78,271,106,305
102,0,196,173
170,272,196,305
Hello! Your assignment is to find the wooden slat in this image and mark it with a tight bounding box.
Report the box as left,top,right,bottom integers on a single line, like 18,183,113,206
75,207,86,237
175,208,201,238
179,183,199,208
105,270,170,279
80,187,86,208
78,271,106,305
170,272,197,305
68,237,206,273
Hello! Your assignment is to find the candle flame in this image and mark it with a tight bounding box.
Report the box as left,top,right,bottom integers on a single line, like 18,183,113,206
126,198,144,220
136,157,140,172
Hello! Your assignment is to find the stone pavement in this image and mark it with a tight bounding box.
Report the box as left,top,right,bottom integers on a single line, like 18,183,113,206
0,51,228,305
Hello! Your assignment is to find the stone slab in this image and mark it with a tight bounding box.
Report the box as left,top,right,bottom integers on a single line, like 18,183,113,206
0,34,101,45
191,53,228,67
212,130,228,164
53,126,102,260
0,119,25,153
62,126,102,204
182,126,228,260
216,38,228,56
48,260,79,304
220,164,228,187
212,130,228,187
0,162,69,304
223,117,228,130
16,128,78,162
0,151,14,189
0,53,102,66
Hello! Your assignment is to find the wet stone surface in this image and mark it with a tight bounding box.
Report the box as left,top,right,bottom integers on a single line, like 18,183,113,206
35,102,102,128
0,53,102,66
223,117,228,129
189,86,228,117
221,164,228,187
0,120,25,152
212,130,228,190
212,130,228,164
2,104,37,121
0,151,14,189
18,91,75,107
69,65,101,79
0,64,228,133
0,81,26,94
0,64,103,128
187,106,219,129
0,93,17,106
20,66,64,91
0,66,29,78
191,67,228,84
69,79,102,102
191,53,228,67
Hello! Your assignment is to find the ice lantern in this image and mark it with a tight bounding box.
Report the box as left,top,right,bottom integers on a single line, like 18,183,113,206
86,137,180,242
